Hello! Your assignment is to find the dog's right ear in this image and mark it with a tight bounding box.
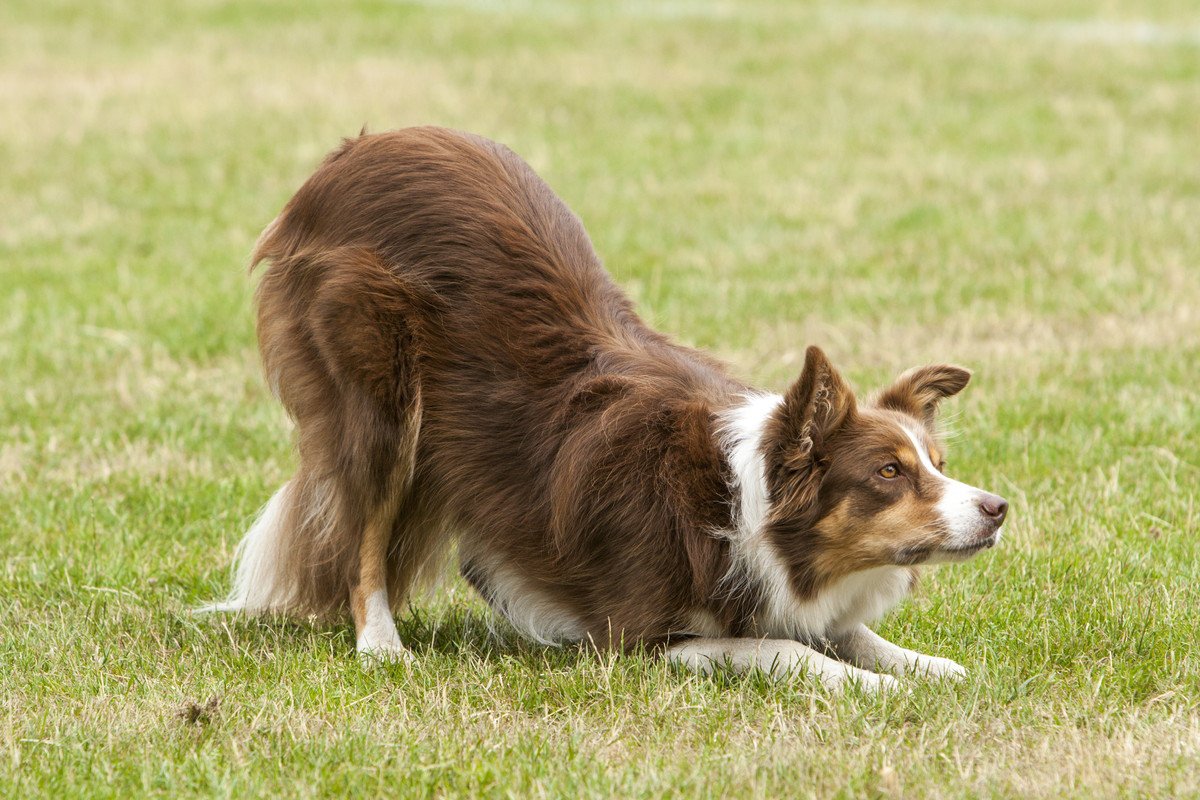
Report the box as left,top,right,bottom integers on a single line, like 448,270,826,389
875,363,971,426
767,346,857,471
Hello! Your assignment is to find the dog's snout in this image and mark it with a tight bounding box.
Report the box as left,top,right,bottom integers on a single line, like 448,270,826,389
978,493,1008,526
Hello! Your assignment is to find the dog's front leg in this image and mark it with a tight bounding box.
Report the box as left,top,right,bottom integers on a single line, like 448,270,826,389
824,624,966,679
665,637,899,692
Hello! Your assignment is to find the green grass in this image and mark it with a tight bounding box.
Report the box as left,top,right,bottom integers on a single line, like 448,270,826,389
3,0,1199,796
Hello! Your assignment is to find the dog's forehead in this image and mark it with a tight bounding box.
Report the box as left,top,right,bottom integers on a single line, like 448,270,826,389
847,408,939,458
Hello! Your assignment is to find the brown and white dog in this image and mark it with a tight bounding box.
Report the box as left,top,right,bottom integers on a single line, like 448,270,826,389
208,127,1008,691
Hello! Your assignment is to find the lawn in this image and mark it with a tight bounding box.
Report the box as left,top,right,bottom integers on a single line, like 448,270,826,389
2,0,1198,796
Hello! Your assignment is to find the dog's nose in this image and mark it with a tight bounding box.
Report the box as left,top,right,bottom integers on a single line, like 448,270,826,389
978,493,1008,526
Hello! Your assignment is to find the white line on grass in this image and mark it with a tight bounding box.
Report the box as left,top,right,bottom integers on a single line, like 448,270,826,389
823,7,1200,47
391,0,737,20
393,0,1200,47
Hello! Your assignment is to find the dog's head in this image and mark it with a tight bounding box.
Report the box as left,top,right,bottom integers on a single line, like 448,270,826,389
761,346,1006,593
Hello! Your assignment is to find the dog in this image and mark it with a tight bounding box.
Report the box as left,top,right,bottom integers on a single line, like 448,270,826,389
207,126,1008,691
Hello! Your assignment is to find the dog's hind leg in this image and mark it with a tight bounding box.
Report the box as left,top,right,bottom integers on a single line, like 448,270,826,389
350,497,411,662
300,248,429,662
230,244,434,659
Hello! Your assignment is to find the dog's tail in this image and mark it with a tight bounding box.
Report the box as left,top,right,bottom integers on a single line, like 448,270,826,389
198,481,306,614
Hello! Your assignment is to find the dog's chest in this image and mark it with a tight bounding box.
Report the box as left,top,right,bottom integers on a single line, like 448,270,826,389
759,566,915,639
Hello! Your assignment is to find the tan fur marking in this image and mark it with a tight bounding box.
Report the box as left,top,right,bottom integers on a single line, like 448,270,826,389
929,445,943,468
896,451,921,475
808,490,943,581
350,510,394,639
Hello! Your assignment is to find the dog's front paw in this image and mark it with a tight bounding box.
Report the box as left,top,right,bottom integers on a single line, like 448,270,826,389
835,670,902,694
912,655,967,680
864,672,903,692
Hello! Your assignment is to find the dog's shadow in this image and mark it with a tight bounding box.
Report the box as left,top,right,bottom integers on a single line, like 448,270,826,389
395,603,600,669
203,600,595,672
203,607,897,703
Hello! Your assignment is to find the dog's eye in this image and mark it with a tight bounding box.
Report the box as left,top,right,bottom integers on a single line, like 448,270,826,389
878,464,900,479
937,460,946,472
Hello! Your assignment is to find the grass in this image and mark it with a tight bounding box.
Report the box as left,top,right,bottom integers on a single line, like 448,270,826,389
2,0,1198,796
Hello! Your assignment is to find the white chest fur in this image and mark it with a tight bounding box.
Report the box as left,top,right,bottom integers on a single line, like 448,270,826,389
755,565,913,640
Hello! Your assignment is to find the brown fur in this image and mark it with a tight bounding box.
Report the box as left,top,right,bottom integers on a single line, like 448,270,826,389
235,126,982,651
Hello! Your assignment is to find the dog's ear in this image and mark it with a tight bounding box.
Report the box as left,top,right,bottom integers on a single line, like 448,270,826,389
767,346,857,472
875,364,971,425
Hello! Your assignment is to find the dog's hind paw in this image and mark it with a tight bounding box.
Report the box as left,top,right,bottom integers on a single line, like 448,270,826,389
356,641,415,667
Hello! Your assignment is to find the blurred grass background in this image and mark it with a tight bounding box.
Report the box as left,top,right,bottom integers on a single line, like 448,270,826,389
2,1,1198,796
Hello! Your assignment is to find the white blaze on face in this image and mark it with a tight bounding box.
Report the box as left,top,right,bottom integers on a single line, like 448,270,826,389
900,426,998,556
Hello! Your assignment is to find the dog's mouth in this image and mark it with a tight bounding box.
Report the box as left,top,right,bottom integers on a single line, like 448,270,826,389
941,535,998,555
895,532,1000,565
934,532,1001,562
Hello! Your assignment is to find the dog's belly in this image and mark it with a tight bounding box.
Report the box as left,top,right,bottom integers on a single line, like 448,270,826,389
458,550,586,645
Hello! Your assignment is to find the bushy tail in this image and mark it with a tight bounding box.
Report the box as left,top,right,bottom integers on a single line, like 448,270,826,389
198,482,299,614
199,472,355,617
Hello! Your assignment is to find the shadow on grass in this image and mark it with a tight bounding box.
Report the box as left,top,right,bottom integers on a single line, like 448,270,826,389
187,603,933,718
196,599,597,671
191,598,946,709
401,603,587,661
